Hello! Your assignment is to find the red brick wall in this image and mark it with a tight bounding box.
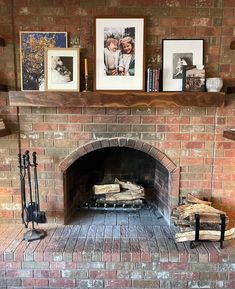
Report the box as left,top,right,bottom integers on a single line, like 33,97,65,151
0,0,235,225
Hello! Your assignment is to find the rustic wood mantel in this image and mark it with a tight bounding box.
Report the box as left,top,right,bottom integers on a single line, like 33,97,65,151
8,91,225,108
223,130,235,141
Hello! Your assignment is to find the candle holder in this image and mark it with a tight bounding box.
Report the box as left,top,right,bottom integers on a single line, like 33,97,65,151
83,75,89,92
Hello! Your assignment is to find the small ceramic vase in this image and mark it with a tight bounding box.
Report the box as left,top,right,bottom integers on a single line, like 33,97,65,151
206,78,223,92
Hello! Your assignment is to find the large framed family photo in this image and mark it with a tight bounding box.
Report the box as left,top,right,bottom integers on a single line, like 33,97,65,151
44,48,80,91
20,32,67,91
94,17,145,91
162,39,204,91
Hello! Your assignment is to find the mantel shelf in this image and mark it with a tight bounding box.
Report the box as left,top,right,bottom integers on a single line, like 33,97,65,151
0,128,11,137
8,91,225,108
223,130,235,141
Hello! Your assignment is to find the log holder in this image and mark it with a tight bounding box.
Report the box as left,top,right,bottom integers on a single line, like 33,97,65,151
190,213,226,249
18,151,46,241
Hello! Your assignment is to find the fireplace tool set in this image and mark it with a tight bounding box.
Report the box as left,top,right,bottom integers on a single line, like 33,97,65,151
18,151,46,241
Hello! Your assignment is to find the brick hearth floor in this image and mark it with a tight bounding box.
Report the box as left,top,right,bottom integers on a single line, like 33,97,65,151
0,208,234,289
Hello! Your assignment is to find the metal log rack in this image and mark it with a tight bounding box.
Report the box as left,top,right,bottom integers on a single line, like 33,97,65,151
190,213,226,249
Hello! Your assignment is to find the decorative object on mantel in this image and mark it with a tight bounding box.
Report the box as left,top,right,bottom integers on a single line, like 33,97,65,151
83,58,90,92
18,151,46,241
171,193,235,248
182,65,205,92
44,48,80,91
20,31,68,91
206,77,223,92
162,39,204,92
94,17,145,91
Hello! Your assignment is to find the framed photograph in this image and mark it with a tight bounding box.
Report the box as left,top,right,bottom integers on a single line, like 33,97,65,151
94,17,145,91
20,32,67,91
45,48,80,91
162,39,204,91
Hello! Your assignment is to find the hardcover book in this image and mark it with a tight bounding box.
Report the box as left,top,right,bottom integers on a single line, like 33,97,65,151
146,68,160,92
182,65,205,92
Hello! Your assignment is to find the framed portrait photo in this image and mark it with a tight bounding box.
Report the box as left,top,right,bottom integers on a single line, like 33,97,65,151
162,39,204,91
94,17,145,91
20,31,68,91
45,48,80,91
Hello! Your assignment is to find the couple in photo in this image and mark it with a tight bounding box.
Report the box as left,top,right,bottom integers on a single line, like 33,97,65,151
104,36,135,76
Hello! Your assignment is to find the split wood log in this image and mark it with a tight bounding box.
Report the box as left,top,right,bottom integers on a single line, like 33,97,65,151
172,204,228,223
93,184,120,195
175,227,235,242
186,193,212,206
106,190,144,201
173,214,229,226
115,178,144,192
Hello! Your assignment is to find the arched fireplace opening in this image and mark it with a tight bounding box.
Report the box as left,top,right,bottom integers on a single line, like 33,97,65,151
60,138,179,224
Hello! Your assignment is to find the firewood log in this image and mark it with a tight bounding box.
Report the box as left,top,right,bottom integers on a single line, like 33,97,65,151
172,204,228,221
105,190,144,201
114,178,144,192
187,193,212,206
93,184,120,195
175,227,235,242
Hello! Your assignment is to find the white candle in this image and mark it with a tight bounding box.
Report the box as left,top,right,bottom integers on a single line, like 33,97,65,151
84,58,88,77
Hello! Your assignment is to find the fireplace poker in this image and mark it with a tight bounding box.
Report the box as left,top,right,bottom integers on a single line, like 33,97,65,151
32,152,46,225
18,153,27,227
25,150,35,230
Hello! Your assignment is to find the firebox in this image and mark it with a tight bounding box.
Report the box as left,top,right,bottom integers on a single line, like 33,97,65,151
60,138,179,224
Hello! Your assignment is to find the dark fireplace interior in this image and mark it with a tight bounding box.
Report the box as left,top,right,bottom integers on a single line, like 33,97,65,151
64,147,170,223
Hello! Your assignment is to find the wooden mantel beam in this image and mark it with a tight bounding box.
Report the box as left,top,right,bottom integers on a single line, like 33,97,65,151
8,91,225,108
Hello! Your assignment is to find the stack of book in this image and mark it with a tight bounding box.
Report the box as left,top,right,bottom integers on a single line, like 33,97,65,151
146,68,160,92
0,118,6,130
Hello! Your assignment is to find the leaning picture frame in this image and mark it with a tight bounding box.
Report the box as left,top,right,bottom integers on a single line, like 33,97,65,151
44,48,80,91
162,39,204,92
20,31,68,91
94,17,145,91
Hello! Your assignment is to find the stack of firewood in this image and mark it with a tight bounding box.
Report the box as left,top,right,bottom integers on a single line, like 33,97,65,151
172,193,235,242
93,178,144,206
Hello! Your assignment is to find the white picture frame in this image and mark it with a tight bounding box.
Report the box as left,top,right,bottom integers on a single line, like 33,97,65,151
162,39,204,92
45,48,80,91
94,17,145,91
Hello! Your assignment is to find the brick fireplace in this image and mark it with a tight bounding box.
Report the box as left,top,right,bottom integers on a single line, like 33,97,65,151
0,1,235,287
1,93,235,227
59,137,179,224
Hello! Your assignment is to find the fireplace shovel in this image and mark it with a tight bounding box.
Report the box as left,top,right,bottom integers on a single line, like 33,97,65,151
19,151,46,241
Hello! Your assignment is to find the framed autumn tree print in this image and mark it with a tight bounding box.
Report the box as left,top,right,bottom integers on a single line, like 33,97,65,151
20,32,67,91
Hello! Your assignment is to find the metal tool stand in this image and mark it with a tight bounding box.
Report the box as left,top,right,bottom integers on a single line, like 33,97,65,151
190,213,226,249
18,151,46,242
